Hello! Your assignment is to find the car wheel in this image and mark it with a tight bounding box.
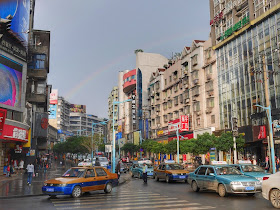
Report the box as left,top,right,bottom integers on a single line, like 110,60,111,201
218,184,227,197
191,181,200,192
72,186,82,198
270,189,280,209
165,175,170,183
155,174,159,181
104,182,113,194
185,180,188,184
246,193,255,196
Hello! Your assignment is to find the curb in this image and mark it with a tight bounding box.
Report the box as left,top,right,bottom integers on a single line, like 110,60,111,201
0,178,130,199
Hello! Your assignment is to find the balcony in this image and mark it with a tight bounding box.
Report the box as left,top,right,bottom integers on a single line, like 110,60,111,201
184,98,190,104
27,68,47,79
27,93,46,103
206,108,213,114
193,79,199,86
207,90,214,97
234,0,248,12
123,79,136,93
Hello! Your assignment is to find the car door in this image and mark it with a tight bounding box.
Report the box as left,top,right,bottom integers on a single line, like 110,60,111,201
84,169,97,192
95,167,109,190
160,164,167,179
155,164,162,177
196,166,207,188
204,167,216,191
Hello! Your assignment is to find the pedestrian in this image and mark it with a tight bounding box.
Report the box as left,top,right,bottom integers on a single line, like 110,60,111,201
6,164,10,177
13,159,18,174
116,160,121,179
26,162,34,185
43,161,47,173
142,163,148,183
19,159,24,174
95,158,101,166
265,156,270,172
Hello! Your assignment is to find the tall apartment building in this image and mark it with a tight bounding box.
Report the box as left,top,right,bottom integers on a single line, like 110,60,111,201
56,97,71,132
107,86,118,143
209,0,280,160
147,38,220,143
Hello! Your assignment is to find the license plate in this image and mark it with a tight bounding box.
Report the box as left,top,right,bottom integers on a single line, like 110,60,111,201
147,173,153,176
46,188,54,192
179,176,185,179
245,186,254,191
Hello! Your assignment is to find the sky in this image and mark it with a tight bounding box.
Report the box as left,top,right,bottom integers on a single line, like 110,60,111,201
33,0,211,118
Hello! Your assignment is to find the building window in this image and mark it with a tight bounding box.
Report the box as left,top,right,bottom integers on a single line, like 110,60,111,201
193,101,200,112
211,115,215,124
165,79,167,85
206,98,214,108
196,118,200,126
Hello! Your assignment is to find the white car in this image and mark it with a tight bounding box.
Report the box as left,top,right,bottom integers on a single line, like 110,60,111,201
139,158,152,165
93,157,109,167
78,159,92,166
262,172,280,208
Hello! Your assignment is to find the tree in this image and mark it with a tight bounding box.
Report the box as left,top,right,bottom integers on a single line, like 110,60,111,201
236,134,246,152
134,49,144,54
121,143,138,155
165,140,177,155
192,133,216,155
215,132,234,152
180,139,196,154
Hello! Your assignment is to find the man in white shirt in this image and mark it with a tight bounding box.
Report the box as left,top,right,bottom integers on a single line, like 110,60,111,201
26,163,34,185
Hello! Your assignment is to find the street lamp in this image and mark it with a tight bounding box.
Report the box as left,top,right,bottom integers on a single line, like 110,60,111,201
91,120,108,163
254,104,276,174
112,99,132,174
168,123,180,164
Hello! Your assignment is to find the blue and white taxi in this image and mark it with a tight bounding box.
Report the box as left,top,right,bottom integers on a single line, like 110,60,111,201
187,161,262,197
230,160,270,182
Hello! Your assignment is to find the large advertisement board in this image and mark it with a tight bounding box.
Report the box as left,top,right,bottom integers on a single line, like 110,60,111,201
70,104,86,113
49,104,57,119
0,55,23,109
49,89,58,104
0,0,31,44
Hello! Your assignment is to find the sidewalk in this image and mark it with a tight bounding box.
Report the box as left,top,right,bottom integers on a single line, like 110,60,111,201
0,161,128,199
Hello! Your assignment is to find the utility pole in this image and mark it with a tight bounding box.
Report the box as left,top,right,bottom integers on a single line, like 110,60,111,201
262,55,276,173
231,117,238,164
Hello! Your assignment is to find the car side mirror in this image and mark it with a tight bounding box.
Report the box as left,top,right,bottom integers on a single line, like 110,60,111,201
209,173,215,176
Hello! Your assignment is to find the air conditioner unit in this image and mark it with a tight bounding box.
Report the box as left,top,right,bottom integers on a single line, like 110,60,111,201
185,99,190,103
185,84,189,89
197,111,201,115
193,98,197,101
206,108,212,114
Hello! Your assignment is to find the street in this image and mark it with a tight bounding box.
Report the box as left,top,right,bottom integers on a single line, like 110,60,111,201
0,174,275,210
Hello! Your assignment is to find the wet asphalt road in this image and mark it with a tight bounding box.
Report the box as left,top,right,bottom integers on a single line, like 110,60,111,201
0,175,275,210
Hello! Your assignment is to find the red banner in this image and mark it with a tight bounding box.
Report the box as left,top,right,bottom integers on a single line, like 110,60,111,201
258,125,266,139
0,108,7,131
180,115,189,131
0,124,28,142
168,133,194,141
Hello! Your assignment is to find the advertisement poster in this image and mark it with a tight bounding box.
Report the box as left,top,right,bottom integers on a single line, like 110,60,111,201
49,89,58,104
0,108,7,131
49,104,57,119
0,55,23,109
70,104,86,113
0,0,31,44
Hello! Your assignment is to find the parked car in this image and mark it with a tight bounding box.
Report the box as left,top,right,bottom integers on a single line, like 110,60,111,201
230,160,270,182
78,159,92,167
139,158,152,165
188,162,262,197
262,172,280,208
154,161,189,183
42,166,118,198
130,163,154,178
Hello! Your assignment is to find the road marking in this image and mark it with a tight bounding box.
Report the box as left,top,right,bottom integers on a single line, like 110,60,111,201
56,200,194,209
54,197,179,206
52,195,169,204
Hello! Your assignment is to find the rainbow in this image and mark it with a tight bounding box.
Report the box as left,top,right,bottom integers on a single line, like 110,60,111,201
64,28,208,100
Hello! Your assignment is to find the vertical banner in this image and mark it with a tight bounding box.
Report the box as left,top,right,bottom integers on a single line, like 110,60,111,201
0,108,7,131
180,115,189,131
131,92,136,130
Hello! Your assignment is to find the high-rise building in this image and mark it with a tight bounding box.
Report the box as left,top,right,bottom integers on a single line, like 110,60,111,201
107,86,118,143
209,0,280,160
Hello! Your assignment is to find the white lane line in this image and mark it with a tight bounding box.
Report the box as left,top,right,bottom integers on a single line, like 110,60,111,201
54,197,179,206
180,207,216,210
56,200,194,210
52,195,167,203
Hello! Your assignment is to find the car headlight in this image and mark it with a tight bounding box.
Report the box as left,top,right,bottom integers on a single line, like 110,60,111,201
58,184,67,187
230,181,241,185
256,177,263,181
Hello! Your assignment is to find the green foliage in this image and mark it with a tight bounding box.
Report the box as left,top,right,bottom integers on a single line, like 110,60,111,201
192,133,216,155
151,142,166,154
165,140,177,154
236,134,245,152
134,49,144,54
141,140,159,153
180,139,195,154
121,143,139,154
215,132,234,152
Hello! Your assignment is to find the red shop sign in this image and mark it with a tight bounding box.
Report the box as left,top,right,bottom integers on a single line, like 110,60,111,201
0,124,28,142
180,115,189,131
0,108,7,132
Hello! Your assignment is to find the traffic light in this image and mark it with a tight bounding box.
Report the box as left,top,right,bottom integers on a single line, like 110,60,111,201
232,117,238,131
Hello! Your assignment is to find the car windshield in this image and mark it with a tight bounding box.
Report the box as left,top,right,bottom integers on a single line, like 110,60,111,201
215,167,243,175
241,165,264,172
62,168,86,177
166,164,183,170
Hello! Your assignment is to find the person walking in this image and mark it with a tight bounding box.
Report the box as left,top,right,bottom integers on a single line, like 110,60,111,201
116,160,121,179
6,164,10,177
19,159,24,174
276,157,279,172
26,163,34,185
142,163,148,183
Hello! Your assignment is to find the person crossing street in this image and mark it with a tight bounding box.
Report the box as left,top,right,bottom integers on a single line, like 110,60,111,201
142,163,148,183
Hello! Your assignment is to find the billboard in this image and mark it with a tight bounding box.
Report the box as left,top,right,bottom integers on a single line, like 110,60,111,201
0,55,23,109
0,108,7,131
49,89,58,104
34,112,48,138
70,104,86,113
0,0,31,44
49,104,57,119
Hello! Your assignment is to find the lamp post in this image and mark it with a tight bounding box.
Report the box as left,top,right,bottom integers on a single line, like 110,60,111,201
91,120,108,163
112,99,132,174
255,104,276,174
168,123,180,163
